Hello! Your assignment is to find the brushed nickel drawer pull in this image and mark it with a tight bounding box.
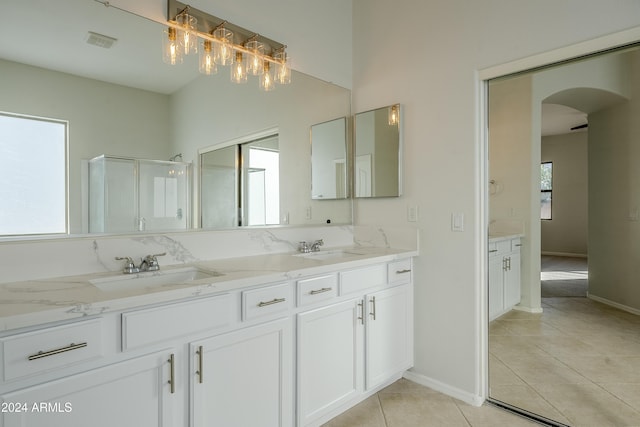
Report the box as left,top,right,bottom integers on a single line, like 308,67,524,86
257,298,286,307
196,346,204,384
310,287,332,295
370,296,377,320
514,244,522,247
395,269,411,274
357,300,364,325
28,342,88,361
168,353,175,394
489,249,498,253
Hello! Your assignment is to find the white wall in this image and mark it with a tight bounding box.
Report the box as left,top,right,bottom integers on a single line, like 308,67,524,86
352,0,640,403
541,132,588,256
0,59,172,234
588,50,640,312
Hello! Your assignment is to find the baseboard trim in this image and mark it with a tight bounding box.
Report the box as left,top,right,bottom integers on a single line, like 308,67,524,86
587,293,640,315
541,251,587,258
402,371,484,407
513,305,543,314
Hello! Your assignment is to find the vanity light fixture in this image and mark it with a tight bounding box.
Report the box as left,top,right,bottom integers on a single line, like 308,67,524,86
274,49,291,85
245,39,265,76
165,0,291,90
175,9,198,55
199,39,217,75
213,25,234,66
388,104,400,126
231,51,247,83
260,61,276,92
162,27,183,65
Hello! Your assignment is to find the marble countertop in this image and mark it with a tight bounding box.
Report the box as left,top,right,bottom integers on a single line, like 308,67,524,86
488,233,524,243
0,246,417,333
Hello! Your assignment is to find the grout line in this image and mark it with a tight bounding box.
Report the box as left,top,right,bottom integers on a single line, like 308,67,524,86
376,392,390,427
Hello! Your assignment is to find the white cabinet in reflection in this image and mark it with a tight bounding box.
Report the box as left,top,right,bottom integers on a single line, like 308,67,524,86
88,155,191,233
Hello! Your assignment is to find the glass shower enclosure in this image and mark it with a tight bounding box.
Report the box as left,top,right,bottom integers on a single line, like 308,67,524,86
89,155,191,233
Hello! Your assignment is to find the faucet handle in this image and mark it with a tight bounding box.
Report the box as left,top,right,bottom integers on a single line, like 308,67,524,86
299,241,310,253
115,256,139,274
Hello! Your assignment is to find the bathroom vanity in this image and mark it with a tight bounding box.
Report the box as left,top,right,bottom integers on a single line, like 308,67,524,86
0,246,415,427
488,234,522,320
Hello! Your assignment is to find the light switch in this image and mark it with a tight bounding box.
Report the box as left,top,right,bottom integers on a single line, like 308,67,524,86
407,206,418,222
451,212,464,232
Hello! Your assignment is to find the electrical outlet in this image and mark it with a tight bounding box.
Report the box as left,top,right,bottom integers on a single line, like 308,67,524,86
305,206,312,220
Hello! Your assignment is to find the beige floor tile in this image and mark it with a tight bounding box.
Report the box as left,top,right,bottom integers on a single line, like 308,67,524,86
489,335,549,359
530,382,640,427
378,393,470,427
488,356,525,386
527,334,604,358
578,333,640,356
497,318,565,336
554,355,640,383
455,402,541,427
488,385,570,424
501,354,589,385
378,378,441,396
322,395,386,427
599,383,640,411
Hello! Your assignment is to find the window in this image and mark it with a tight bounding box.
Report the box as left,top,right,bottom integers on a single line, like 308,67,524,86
0,112,67,236
541,162,552,220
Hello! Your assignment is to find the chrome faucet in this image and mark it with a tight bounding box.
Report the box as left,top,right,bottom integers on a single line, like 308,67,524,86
310,239,324,252
299,239,324,253
139,253,166,272
115,256,139,274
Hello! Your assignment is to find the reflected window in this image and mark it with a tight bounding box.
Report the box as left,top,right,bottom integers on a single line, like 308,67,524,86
541,162,552,220
0,112,67,236
200,133,279,228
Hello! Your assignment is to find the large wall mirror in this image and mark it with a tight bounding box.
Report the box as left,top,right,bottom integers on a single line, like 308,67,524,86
310,117,349,200
0,0,351,238
488,43,640,424
354,104,402,198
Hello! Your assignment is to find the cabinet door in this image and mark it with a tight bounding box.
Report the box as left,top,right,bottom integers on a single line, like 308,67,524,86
504,252,521,308
191,318,292,427
488,255,505,320
1,350,177,427
365,285,412,391
297,299,363,426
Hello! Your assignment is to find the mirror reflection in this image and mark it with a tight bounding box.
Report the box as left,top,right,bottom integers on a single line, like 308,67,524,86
0,0,351,237
488,45,640,423
311,117,349,200
354,105,402,198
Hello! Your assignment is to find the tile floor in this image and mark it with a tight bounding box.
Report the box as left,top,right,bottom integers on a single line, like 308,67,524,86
490,256,640,426
322,378,538,427
325,256,640,426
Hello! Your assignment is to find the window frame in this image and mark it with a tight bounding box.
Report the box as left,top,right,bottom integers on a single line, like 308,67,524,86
0,111,69,237
540,161,553,221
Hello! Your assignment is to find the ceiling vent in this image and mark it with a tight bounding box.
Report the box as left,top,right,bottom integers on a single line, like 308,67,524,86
85,31,117,49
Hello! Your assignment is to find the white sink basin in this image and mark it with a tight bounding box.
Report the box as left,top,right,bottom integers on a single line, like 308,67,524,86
90,267,222,292
294,249,363,261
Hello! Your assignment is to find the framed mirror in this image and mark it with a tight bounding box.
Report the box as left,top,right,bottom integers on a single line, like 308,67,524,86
0,0,351,238
354,104,402,198
310,117,349,200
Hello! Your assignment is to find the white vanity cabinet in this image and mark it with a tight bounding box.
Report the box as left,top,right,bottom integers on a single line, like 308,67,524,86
1,341,178,427
488,237,522,320
189,317,293,427
0,253,414,427
297,298,364,426
297,260,413,427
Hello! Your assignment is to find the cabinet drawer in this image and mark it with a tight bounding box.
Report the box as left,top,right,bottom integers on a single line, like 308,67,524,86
297,274,338,307
388,259,412,286
339,264,386,295
1,319,103,382
122,294,232,350
242,283,291,321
